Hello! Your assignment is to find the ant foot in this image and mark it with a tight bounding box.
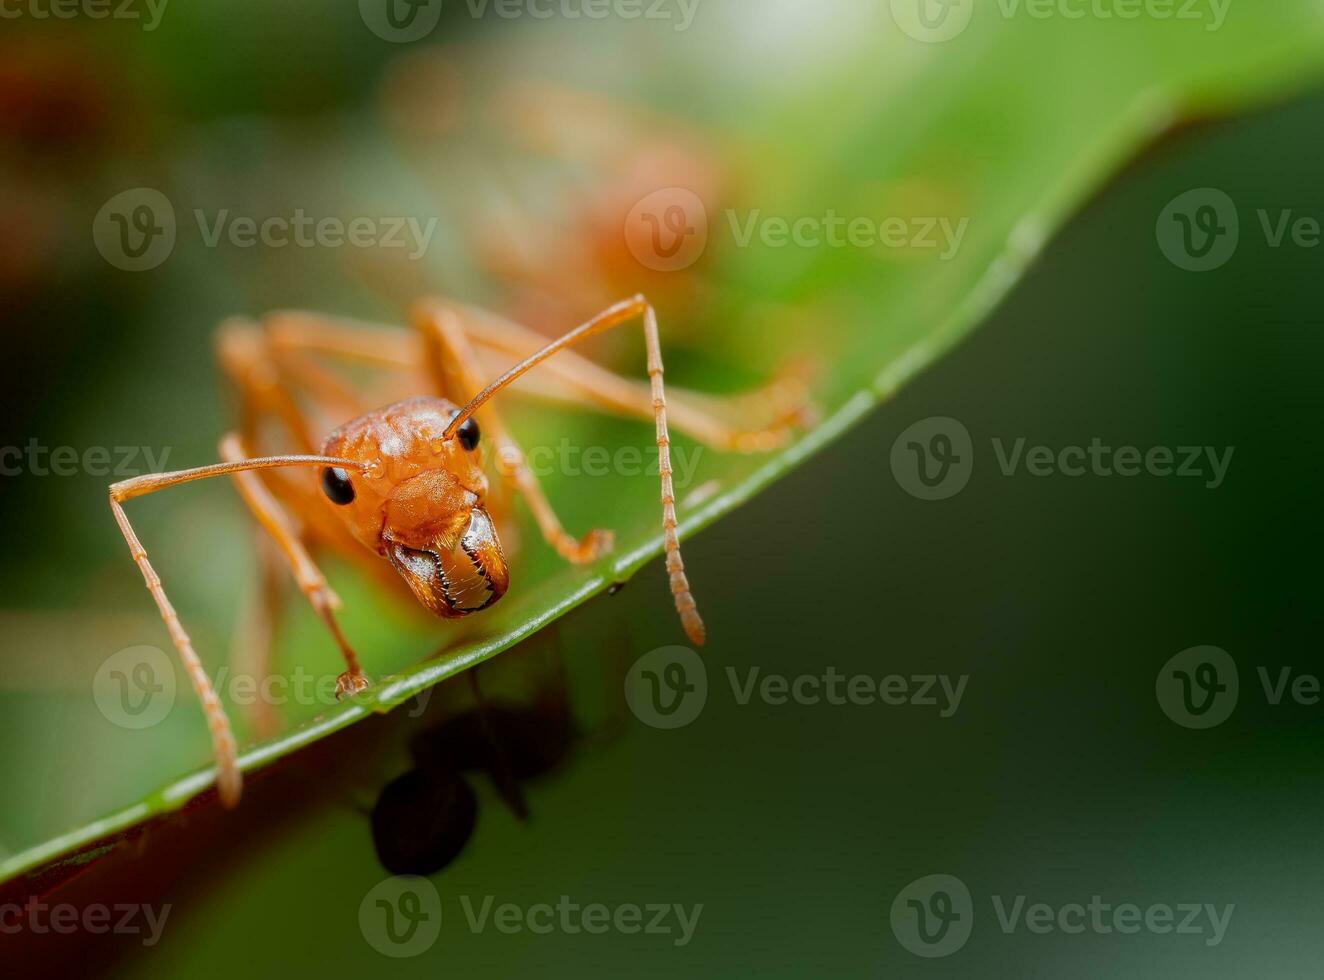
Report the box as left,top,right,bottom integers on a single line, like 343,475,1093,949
563,528,614,564
336,670,371,700
778,402,821,436
730,397,821,454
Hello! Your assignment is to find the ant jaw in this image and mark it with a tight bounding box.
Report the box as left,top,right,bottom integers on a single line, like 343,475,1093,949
383,507,509,618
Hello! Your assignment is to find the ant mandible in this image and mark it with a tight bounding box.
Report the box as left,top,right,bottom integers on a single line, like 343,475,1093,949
109,295,809,807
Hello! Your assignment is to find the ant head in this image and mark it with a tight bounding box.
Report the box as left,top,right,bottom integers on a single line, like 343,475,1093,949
320,396,508,617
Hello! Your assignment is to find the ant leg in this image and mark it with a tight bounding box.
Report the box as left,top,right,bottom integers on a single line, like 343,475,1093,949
229,531,286,739
247,308,813,453
411,299,614,565
218,319,412,598
109,449,369,806
445,295,705,645
217,433,369,700
257,307,805,451
427,301,815,452
109,493,240,806
221,325,397,573
259,310,419,374
217,317,363,452
219,322,302,739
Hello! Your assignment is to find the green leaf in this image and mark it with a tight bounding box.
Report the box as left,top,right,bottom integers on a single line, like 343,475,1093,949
5,5,1324,889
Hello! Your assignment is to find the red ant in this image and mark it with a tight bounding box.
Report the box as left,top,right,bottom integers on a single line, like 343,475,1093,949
109,296,809,807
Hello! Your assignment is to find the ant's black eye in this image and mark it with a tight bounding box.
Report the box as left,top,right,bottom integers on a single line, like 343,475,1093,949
321,467,355,505
449,411,481,452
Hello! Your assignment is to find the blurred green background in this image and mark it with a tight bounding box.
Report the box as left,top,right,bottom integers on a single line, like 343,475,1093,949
3,1,1324,976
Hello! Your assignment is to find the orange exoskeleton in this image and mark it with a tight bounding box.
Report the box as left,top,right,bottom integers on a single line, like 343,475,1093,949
109,295,812,807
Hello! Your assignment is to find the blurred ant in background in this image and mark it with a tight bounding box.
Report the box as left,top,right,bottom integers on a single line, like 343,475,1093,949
373,47,821,423
380,55,723,332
